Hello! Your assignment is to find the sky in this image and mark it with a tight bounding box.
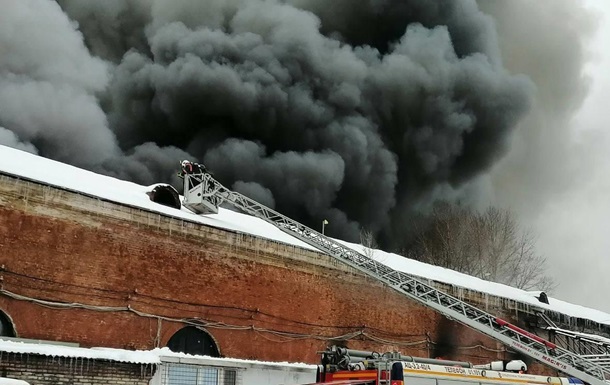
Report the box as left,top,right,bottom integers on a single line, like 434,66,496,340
504,1,610,313
547,1,610,312
1,1,610,313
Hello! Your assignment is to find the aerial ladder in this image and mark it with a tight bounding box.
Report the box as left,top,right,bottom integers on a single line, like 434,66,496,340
536,313,610,371
181,171,610,385
549,328,610,371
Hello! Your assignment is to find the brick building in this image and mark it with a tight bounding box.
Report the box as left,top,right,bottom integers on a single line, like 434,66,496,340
0,147,608,377
0,348,153,385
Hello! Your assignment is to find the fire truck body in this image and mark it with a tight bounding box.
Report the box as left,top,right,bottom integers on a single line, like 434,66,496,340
318,361,586,385
315,346,585,385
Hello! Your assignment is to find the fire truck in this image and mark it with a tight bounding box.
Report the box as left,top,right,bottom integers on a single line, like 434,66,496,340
308,346,584,385
147,342,586,385
176,165,610,385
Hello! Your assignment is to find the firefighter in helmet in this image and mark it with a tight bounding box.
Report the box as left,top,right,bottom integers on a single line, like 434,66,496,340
179,160,207,179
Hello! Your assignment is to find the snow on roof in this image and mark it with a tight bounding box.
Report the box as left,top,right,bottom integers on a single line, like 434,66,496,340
0,338,161,364
0,378,29,385
337,240,610,325
0,146,315,251
158,350,317,370
0,338,316,370
1,145,609,326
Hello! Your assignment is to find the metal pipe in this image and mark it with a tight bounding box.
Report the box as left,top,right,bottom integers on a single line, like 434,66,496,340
406,357,472,368
331,347,472,368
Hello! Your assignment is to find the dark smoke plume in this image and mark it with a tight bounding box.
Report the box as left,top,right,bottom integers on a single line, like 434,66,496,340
1,0,536,247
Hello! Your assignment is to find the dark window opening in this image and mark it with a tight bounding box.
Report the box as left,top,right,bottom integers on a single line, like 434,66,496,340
167,327,220,357
0,310,16,337
147,184,181,210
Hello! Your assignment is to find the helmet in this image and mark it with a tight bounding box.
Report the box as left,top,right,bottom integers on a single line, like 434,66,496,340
181,160,190,167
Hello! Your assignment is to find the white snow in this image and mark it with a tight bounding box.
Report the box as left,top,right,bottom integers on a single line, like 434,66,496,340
0,338,161,364
0,338,316,369
1,145,609,326
338,240,610,325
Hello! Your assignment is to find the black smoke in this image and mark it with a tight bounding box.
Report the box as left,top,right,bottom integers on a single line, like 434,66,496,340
1,0,535,247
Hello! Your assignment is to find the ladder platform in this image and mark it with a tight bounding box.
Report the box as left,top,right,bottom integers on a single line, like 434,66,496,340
182,174,221,214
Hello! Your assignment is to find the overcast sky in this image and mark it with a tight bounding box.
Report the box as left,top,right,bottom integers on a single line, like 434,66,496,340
526,1,610,313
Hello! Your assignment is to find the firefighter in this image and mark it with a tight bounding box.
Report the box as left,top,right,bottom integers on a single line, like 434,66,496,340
179,160,207,179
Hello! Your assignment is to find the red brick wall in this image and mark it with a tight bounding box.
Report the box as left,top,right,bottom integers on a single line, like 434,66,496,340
0,174,552,373
0,352,153,385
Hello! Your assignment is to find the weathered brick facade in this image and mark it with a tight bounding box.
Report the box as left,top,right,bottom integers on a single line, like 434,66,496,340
0,173,553,375
0,352,154,385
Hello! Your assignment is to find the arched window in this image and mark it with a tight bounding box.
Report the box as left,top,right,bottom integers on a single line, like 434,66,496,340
167,326,219,357
0,309,16,337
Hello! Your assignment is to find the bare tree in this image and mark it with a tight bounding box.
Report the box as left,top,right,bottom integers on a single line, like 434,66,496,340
360,227,379,260
502,231,556,292
404,203,480,275
402,204,556,293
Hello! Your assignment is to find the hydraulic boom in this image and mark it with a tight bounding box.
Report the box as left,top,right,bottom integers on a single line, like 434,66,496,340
181,171,610,385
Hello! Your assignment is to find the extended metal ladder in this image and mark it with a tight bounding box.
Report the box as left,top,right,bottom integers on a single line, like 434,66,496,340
182,172,610,385
549,327,610,371
536,313,610,371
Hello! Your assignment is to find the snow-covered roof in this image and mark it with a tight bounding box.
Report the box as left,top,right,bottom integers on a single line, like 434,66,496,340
1,145,609,326
0,338,161,364
0,338,316,370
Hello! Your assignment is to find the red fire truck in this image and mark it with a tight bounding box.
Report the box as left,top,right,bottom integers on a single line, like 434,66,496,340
308,346,585,385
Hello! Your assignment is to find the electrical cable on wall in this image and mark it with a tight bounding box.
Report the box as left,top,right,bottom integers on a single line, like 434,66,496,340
2,268,410,332
0,287,505,356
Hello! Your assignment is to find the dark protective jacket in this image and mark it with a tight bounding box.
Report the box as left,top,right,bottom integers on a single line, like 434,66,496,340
180,162,206,178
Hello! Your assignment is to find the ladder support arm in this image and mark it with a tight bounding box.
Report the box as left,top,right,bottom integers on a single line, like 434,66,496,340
181,172,610,385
